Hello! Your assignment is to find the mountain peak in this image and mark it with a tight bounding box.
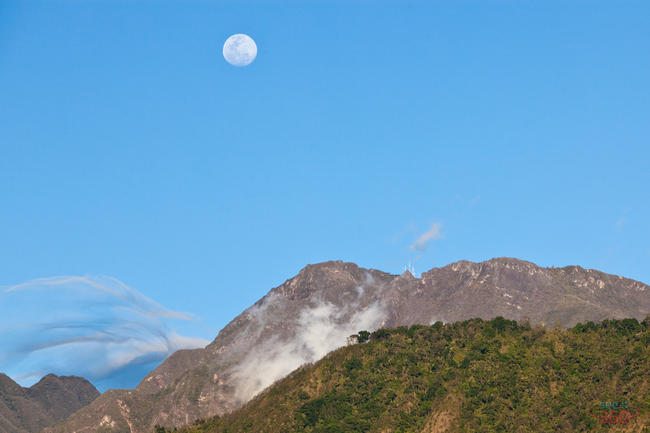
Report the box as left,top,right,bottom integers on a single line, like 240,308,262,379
0,373,23,395
0,373,99,433
34,374,62,385
297,260,360,276
274,261,368,300
48,257,650,433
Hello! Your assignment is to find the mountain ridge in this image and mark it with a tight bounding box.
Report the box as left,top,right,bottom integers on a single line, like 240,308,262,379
46,257,649,433
0,373,99,433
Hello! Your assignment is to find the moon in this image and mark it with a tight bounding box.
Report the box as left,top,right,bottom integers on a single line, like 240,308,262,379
223,34,257,67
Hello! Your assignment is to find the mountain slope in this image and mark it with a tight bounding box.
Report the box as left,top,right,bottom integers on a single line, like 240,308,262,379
48,258,650,433
169,318,650,433
0,374,99,433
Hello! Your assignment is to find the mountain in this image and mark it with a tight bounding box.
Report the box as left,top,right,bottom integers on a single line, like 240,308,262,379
47,258,650,433
167,318,650,433
0,373,99,433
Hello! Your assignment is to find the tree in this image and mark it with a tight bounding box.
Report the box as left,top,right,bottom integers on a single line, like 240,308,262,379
357,330,371,343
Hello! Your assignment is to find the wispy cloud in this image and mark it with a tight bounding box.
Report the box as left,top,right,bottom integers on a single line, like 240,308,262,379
409,222,443,252
0,276,209,391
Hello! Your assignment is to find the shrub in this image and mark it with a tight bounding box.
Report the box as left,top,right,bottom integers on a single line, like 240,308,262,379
357,330,371,343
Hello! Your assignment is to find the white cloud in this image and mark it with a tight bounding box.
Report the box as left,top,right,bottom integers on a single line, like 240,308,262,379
409,222,443,252
228,291,386,403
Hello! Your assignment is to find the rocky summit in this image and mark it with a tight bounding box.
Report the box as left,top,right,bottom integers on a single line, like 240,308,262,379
47,258,649,433
0,373,99,433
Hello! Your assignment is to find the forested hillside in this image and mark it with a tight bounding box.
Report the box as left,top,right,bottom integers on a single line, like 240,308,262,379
164,318,649,433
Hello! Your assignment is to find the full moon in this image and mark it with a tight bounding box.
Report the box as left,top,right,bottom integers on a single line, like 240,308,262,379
222,34,257,67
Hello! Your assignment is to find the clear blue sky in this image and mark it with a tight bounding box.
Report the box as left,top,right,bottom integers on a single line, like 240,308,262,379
1,1,649,389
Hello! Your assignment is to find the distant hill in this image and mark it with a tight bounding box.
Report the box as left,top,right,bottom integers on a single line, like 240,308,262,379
48,258,650,433
167,318,650,433
0,373,99,433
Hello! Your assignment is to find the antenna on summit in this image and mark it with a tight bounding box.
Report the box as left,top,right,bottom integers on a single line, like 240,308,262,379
404,262,415,276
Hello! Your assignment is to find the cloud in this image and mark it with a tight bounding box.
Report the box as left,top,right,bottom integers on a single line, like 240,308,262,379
409,222,443,252
228,290,386,403
0,276,209,391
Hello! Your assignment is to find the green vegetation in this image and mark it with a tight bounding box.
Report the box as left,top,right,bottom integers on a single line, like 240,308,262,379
158,317,650,433
356,330,371,343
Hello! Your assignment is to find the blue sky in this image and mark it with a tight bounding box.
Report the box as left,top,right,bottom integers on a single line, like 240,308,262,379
1,1,649,390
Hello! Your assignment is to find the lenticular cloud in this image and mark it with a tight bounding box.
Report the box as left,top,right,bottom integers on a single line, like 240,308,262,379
0,276,208,391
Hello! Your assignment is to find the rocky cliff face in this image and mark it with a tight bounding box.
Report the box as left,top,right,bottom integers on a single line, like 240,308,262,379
47,258,650,433
0,374,99,433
